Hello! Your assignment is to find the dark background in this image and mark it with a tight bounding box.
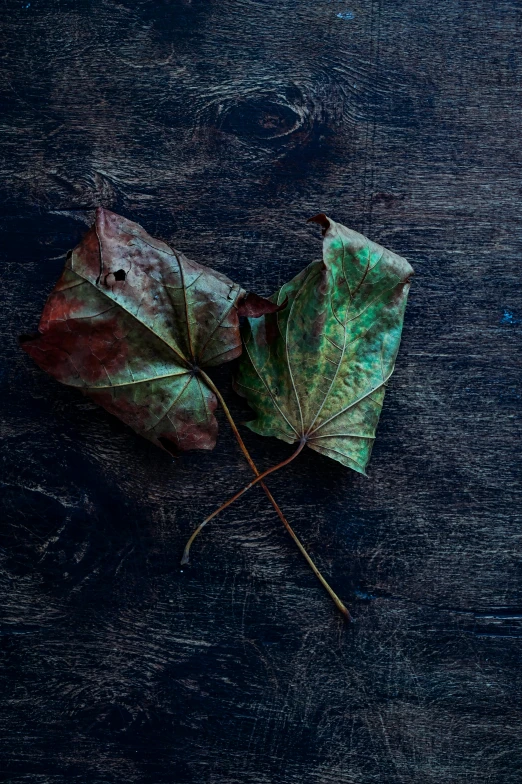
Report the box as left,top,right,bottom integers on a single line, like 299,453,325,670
1,0,521,782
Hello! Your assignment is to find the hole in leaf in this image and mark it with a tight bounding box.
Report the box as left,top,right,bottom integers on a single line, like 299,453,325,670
114,269,126,281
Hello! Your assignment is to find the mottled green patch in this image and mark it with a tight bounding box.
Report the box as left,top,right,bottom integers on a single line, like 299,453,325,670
234,215,413,474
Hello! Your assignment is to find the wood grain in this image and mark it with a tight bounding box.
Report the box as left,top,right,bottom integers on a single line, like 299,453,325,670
1,0,521,781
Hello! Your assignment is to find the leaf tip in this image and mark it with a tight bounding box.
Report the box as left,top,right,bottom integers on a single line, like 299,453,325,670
95,205,111,219
307,213,331,236
158,437,181,458
95,205,106,224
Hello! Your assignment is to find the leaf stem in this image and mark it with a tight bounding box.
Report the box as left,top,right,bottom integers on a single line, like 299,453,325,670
182,439,305,567
182,382,351,621
199,370,279,497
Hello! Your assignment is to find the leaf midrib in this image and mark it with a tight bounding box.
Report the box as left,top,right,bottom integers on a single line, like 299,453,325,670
277,234,401,439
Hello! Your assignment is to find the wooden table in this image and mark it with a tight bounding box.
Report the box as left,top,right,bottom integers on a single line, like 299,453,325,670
1,1,521,781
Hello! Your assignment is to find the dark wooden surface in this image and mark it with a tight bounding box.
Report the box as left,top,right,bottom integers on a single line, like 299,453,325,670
1,1,521,782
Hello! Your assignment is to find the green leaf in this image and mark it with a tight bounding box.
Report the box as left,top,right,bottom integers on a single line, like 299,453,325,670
22,208,280,454
234,213,413,474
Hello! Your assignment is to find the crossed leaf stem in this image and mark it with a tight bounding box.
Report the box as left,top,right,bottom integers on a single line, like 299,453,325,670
185,371,351,621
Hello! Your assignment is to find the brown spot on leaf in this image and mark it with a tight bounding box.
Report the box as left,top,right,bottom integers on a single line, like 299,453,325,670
264,311,280,345
237,291,287,318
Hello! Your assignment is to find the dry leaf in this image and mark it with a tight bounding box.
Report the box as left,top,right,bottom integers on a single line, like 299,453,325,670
22,208,281,453
234,213,413,473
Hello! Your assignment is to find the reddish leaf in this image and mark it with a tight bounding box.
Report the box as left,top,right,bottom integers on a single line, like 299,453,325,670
22,208,279,453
